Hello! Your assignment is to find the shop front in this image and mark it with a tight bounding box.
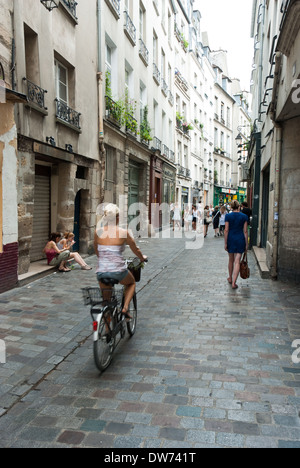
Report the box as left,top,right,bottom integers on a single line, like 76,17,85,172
150,155,176,230
214,185,247,207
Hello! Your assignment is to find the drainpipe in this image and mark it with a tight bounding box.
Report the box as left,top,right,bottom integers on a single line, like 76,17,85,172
97,0,105,146
269,51,283,279
97,0,106,201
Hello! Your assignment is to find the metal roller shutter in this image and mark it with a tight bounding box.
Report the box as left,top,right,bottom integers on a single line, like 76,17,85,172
30,168,51,262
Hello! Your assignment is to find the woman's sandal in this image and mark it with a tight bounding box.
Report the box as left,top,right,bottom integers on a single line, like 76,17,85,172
122,312,133,322
232,284,238,290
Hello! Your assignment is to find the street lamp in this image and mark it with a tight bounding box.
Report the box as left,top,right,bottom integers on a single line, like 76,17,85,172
40,0,59,11
235,133,243,146
208,156,213,167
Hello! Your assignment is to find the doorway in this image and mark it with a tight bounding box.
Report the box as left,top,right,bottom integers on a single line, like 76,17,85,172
31,165,51,261
73,190,81,252
128,161,140,225
261,165,270,248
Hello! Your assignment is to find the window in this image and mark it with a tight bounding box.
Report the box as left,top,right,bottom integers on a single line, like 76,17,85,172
139,4,145,40
161,49,166,80
105,146,116,191
55,60,68,104
105,39,118,97
125,61,134,98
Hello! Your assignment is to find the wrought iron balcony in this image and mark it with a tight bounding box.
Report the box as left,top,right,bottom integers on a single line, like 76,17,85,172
162,144,169,159
174,68,188,92
55,98,81,131
161,78,168,96
125,113,138,137
168,90,174,106
105,0,120,19
152,136,162,153
139,38,149,66
23,78,47,111
124,10,136,45
105,95,122,126
153,63,160,85
61,0,77,19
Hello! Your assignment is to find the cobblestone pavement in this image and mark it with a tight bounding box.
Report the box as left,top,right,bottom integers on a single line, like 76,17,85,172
0,228,300,448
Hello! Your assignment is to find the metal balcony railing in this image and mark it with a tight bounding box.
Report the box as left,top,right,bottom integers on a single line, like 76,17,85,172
23,78,47,110
105,0,120,18
124,10,136,45
161,77,168,96
105,95,122,126
125,113,138,137
152,136,162,152
139,38,149,66
61,0,77,19
153,63,160,85
55,98,81,131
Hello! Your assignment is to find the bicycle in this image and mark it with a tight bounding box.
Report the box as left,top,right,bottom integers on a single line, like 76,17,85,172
82,257,146,372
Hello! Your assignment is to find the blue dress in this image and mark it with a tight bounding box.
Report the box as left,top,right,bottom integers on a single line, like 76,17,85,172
225,212,248,254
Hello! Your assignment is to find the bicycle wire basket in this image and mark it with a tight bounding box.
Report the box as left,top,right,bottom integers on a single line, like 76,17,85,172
82,288,103,306
82,287,124,307
127,257,144,283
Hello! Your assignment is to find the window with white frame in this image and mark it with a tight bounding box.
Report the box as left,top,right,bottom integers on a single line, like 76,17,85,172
55,60,68,104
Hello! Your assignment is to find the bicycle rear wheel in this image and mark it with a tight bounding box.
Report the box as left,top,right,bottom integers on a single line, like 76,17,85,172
93,316,114,372
127,292,137,337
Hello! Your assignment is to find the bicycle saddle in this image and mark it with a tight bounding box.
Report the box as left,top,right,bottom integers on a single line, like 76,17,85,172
100,277,119,286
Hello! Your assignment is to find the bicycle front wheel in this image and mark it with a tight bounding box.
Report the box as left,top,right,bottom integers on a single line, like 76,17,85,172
93,317,114,372
127,292,137,337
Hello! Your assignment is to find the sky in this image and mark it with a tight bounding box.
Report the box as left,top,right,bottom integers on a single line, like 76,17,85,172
195,0,254,91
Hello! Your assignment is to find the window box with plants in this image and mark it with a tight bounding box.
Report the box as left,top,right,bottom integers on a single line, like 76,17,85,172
139,105,152,145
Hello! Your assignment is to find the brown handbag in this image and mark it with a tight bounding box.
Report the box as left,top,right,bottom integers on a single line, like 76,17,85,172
240,252,250,280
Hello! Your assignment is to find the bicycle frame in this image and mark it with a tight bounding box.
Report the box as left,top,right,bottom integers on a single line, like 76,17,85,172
82,256,146,372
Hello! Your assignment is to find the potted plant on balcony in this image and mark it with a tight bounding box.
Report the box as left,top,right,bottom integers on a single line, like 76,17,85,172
182,122,193,134
105,70,122,125
139,105,152,144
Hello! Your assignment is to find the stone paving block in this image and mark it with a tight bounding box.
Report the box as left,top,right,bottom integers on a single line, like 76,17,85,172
0,234,300,448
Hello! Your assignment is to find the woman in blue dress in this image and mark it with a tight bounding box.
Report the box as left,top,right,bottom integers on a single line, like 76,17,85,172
224,200,248,289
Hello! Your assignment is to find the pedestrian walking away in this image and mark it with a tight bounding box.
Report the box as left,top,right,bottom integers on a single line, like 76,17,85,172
204,205,211,238
224,200,248,289
212,206,221,237
172,202,182,231
219,205,226,236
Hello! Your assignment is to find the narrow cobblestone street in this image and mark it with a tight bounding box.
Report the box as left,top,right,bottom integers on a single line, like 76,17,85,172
0,229,300,448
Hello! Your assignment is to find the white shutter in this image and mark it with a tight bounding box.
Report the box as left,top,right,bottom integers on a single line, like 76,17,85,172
31,173,50,262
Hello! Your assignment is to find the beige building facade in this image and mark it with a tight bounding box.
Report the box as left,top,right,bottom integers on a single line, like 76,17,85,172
249,0,300,282
0,0,27,293
13,0,101,274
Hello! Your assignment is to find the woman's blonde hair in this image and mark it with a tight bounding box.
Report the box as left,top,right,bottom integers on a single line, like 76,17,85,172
64,231,74,239
102,203,120,222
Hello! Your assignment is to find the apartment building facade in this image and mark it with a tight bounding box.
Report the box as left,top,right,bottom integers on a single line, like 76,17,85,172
13,0,100,275
0,0,251,292
249,0,300,282
0,0,27,293
100,0,178,231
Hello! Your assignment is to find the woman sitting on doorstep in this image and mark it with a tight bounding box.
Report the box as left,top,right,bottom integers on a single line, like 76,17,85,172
57,232,92,270
43,233,71,272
